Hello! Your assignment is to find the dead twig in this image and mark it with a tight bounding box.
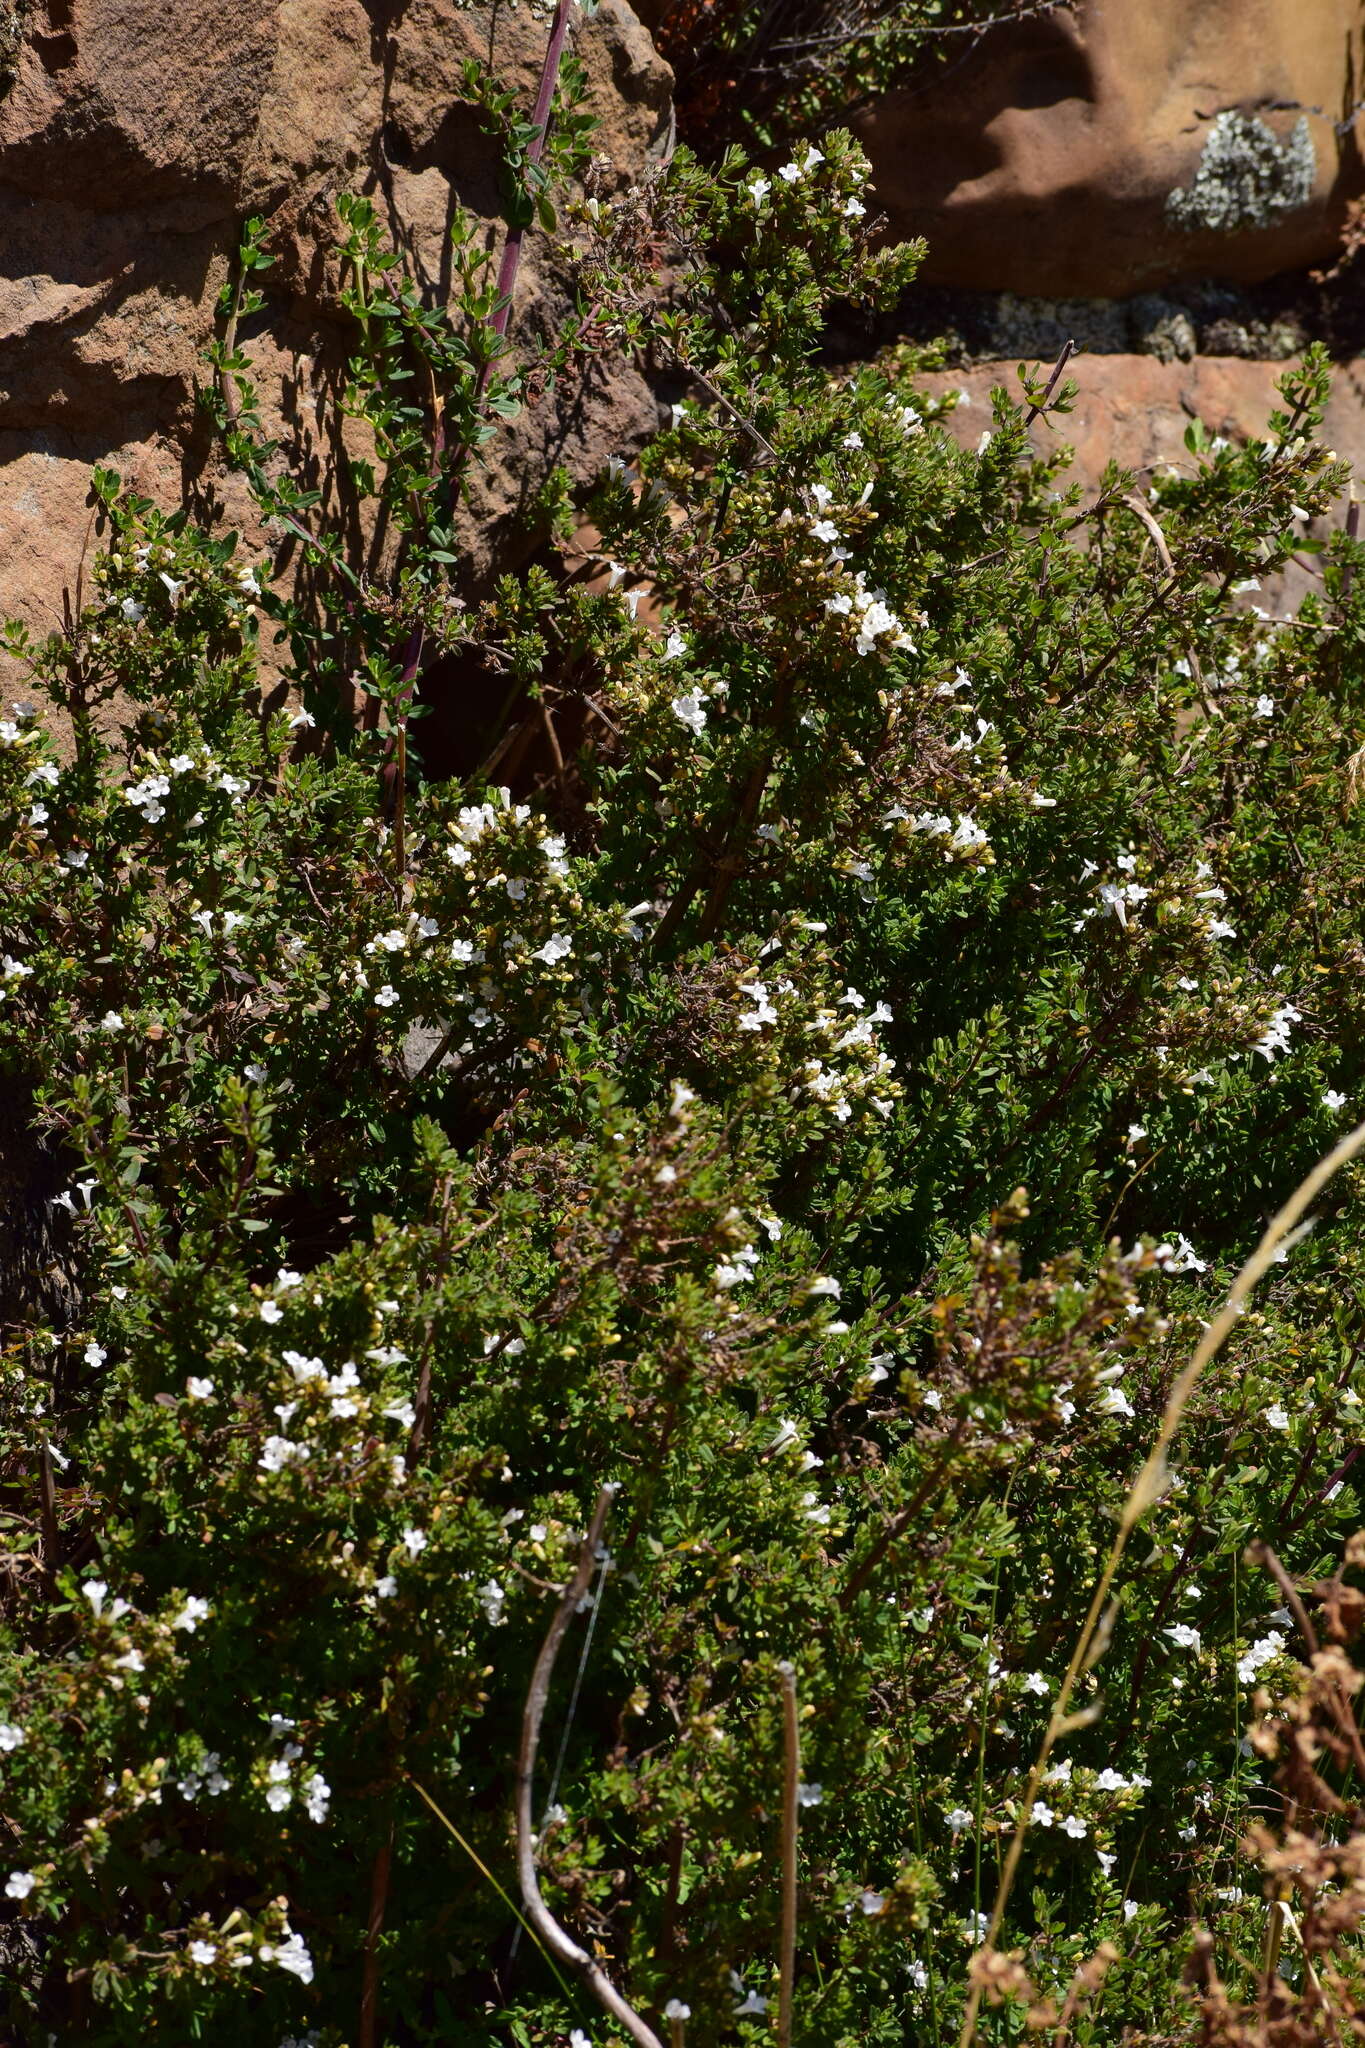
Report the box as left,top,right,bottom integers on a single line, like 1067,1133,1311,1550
516,1484,664,2048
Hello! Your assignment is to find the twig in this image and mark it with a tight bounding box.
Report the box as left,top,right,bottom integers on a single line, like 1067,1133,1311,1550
777,1662,800,2048
1342,487,1359,603
34,1443,61,1601
358,1820,394,2048
1024,338,1074,427
1122,494,1217,719
957,1113,1365,2048
516,1485,664,2048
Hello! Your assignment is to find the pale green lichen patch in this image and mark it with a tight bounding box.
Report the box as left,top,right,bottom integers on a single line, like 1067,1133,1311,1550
0,0,28,97
1166,109,1316,234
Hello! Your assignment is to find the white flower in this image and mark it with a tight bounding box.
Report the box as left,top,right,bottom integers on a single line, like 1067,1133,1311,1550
662,629,687,659
1022,1672,1049,1696
1164,1623,1201,1651
401,1526,428,1559
263,1932,314,1983
843,196,866,218
747,176,771,204
1255,694,1276,718
480,1579,506,1625
84,1342,107,1369
258,1436,308,1473
730,1977,768,2016
173,1596,210,1633
303,1771,331,1823
374,984,399,1008
1031,1801,1055,1827
189,1939,218,1966
375,1575,398,1599
82,1579,108,1616
1093,1768,1127,1792
1061,1814,1088,1839
533,932,573,965
1264,1403,1290,1430
946,1807,973,1834
121,597,145,623
258,1300,284,1324
671,690,709,736
664,2001,691,2021
859,1889,887,1915
797,1782,823,1807
805,1276,841,1299
1323,1089,1348,1111
0,1723,24,1751
98,1010,124,1034
5,1870,36,1901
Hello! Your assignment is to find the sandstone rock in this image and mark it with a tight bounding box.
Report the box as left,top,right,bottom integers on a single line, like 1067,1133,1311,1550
0,0,673,663
856,0,1365,298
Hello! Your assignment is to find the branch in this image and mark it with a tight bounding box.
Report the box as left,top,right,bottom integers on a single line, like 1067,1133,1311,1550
516,1484,665,2048
776,1662,800,2048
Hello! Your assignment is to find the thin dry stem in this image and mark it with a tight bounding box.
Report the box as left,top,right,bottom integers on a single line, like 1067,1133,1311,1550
515,1484,664,2048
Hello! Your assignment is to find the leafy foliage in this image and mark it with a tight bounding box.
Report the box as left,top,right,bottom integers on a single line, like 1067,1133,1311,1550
4,68,1365,2048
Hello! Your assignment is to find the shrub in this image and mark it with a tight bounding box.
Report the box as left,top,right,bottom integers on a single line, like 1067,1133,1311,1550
4,45,1365,2048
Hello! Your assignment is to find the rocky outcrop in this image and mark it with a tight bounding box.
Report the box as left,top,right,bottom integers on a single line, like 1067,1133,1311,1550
0,0,673,652
855,0,1365,298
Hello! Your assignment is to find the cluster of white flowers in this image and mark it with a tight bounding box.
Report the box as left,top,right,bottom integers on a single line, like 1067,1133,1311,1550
177,1748,230,1800
0,704,42,751
1236,1628,1288,1684
259,1929,314,1982
346,789,584,1041
1253,999,1302,1062
745,139,862,210
824,567,918,659
723,964,899,1126
1153,1233,1207,1275
893,808,991,859
117,747,249,830
1030,1800,1089,1838
883,393,924,437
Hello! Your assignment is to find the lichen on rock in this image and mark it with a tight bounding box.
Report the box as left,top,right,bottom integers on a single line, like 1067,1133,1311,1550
1165,109,1315,235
